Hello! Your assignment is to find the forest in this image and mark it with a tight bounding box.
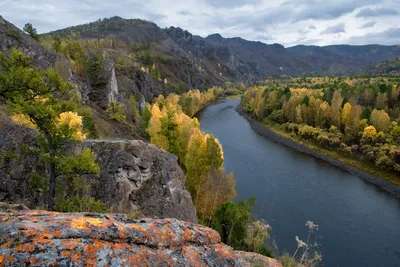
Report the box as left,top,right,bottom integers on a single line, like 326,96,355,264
242,77,400,184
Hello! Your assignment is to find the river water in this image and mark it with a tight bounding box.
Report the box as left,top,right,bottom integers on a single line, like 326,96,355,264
197,99,400,267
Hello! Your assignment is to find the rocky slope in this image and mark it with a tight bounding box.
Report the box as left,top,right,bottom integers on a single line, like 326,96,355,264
45,16,400,84
0,113,196,222
0,204,281,267
0,15,162,140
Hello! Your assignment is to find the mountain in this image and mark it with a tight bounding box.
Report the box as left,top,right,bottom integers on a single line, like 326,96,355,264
43,16,400,86
363,57,400,76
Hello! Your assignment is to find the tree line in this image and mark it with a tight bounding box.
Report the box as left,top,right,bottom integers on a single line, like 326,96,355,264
242,77,400,179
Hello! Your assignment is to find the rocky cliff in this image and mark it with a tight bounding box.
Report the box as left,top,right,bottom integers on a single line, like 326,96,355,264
0,204,281,267
0,113,197,223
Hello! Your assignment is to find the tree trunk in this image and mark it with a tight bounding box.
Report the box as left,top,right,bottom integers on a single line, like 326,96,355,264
48,160,56,211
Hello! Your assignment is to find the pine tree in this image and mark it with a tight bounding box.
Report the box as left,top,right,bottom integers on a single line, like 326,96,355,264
23,23,39,41
0,49,99,211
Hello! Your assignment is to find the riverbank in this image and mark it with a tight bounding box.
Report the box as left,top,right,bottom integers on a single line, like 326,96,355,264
236,106,400,199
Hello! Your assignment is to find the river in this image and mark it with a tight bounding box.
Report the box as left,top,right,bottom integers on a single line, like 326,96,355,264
196,99,400,267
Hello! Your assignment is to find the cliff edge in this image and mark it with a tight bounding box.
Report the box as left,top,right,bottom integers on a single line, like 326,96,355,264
0,204,281,267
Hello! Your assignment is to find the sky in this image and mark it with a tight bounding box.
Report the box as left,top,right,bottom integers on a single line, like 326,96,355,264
1,0,399,47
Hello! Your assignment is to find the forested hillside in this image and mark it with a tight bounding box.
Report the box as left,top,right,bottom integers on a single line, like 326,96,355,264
242,77,400,183
42,16,400,87
364,58,400,76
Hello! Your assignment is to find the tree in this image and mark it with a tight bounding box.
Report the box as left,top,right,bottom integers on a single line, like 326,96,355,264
129,96,140,123
330,90,343,127
160,108,181,156
106,101,126,122
370,109,390,132
86,54,107,88
0,49,99,211
211,197,256,250
197,168,236,223
52,36,62,52
342,102,352,129
23,23,39,41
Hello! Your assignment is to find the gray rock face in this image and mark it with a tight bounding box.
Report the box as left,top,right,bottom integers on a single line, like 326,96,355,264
83,140,197,223
0,113,197,223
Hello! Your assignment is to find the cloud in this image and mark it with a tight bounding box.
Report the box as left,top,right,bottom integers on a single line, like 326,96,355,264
360,21,376,29
356,7,398,18
346,27,400,45
321,23,346,34
288,0,376,22
205,0,262,8
0,0,399,46
178,10,193,16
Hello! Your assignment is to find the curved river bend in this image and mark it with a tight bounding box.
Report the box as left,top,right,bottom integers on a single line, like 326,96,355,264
197,99,400,267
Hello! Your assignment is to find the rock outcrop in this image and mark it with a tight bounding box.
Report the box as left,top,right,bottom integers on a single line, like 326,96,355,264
0,113,197,223
0,205,282,267
83,140,197,223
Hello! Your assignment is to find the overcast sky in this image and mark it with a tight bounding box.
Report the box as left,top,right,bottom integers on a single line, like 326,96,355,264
1,0,399,47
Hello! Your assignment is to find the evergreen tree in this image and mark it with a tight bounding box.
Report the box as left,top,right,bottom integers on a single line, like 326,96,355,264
23,23,39,41
0,49,99,211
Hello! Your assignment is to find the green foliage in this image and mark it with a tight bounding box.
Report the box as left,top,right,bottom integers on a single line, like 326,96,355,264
106,101,126,122
28,172,48,193
86,53,107,88
160,108,181,156
52,36,62,52
0,49,99,210
23,23,39,41
211,197,256,250
6,29,21,41
129,96,141,124
78,107,99,139
140,106,152,132
58,148,100,175
0,150,18,163
55,195,106,213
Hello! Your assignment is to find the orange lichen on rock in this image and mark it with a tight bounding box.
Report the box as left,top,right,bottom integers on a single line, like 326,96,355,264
71,217,103,229
0,204,282,267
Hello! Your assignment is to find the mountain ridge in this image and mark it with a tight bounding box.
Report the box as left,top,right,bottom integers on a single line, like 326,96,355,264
42,16,400,85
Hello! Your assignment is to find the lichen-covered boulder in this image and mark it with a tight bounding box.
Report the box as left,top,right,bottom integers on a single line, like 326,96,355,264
0,206,282,267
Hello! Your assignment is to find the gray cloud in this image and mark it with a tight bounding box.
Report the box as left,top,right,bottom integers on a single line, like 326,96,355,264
356,7,398,18
360,21,376,28
289,0,376,22
178,10,193,16
321,23,345,34
346,27,400,45
1,0,398,46
206,0,262,8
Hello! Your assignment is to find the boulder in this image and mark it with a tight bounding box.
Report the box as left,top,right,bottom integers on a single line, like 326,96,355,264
83,140,197,223
0,206,282,267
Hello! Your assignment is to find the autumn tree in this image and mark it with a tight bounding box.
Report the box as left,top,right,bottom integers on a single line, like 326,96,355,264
330,90,343,127
0,49,99,210
370,109,391,132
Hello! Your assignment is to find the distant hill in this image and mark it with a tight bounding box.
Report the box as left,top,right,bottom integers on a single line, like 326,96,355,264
363,57,400,76
43,17,400,85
